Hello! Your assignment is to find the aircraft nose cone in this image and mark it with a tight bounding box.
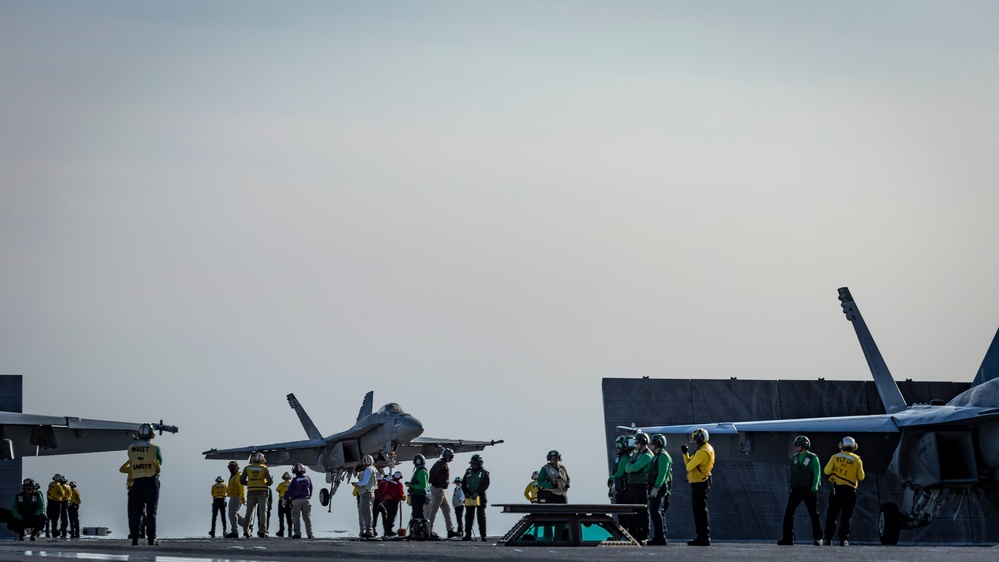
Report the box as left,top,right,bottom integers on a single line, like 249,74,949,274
402,416,423,439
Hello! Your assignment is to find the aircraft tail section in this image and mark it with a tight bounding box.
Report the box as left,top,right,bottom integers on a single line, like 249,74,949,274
838,287,908,414
286,394,323,440
972,327,999,386
356,391,373,423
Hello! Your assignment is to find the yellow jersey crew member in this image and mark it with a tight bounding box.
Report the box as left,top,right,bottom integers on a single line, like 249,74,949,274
224,461,245,539
67,481,81,539
276,472,293,537
777,436,823,546
127,423,163,546
682,428,714,546
537,450,569,504
240,452,274,538
523,471,539,503
823,436,865,546
210,476,227,537
45,473,67,538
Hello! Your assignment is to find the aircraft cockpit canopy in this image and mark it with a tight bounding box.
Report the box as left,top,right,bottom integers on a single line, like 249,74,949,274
378,403,405,415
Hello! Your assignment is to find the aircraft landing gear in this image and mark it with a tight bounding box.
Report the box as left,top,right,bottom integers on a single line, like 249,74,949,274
879,502,901,545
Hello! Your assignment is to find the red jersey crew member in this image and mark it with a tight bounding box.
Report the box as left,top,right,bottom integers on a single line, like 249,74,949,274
823,436,865,546
127,423,162,546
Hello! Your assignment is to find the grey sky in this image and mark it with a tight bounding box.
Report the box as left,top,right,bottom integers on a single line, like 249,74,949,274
2,1,998,537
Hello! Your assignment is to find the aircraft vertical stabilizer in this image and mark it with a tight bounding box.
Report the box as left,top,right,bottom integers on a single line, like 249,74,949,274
356,391,374,423
972,327,999,386
838,287,908,414
286,394,323,440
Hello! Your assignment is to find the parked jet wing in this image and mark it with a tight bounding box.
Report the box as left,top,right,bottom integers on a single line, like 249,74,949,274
203,438,326,466
0,412,178,459
393,436,504,461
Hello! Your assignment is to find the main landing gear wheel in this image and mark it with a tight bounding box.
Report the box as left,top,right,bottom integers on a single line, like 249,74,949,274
879,502,901,545
319,488,330,507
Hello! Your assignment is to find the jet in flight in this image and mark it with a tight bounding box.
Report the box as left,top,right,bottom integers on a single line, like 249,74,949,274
624,287,999,544
0,412,178,460
203,391,503,507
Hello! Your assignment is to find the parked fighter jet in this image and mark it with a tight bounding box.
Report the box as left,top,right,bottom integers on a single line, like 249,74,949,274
624,287,999,544
203,392,503,507
0,413,177,460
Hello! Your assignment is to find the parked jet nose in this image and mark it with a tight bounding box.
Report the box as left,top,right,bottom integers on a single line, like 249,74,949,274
398,415,423,440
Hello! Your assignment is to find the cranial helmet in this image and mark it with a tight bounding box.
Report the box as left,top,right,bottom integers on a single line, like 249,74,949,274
615,435,635,450
138,423,155,439
441,448,454,461
69,481,77,488
547,450,561,462
251,452,266,464
282,472,292,480
794,435,811,450
454,476,462,484
293,463,307,475
470,454,483,466
531,470,539,479
634,432,649,445
59,475,68,484
651,434,667,448
363,454,375,466
692,428,710,444
215,476,224,482
839,436,858,452
393,471,403,479
228,460,239,470
22,478,35,488
53,473,61,481
413,454,426,467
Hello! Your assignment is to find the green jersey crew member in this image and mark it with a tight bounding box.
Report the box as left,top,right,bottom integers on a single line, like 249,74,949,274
461,454,490,541
778,435,823,546
623,433,652,542
10,478,45,541
127,423,163,546
537,450,569,504
646,434,673,546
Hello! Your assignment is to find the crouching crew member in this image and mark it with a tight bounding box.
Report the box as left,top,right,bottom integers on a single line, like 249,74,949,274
646,434,672,546
778,435,823,546
10,478,45,541
824,436,865,547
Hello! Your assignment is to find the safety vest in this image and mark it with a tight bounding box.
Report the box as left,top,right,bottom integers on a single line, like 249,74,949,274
464,468,485,494
647,450,673,493
543,464,569,494
128,442,161,479
13,492,43,519
789,451,819,491
276,480,290,498
245,464,269,490
826,451,864,488
47,481,65,501
212,482,227,499
69,489,81,506
685,443,715,483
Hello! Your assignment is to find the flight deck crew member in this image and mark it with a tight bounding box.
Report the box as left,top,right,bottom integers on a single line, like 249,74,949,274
624,433,652,541
10,478,45,541
240,452,273,538
409,454,430,522
59,476,71,538
682,427,714,546
127,423,163,546
67,481,81,539
646,434,673,546
383,471,405,536
46,474,66,539
353,455,377,539
823,436,865,547
210,476,227,537
427,448,459,539
537,450,570,504
451,476,465,537
275,472,292,537
524,471,540,502
778,435,823,546
372,474,387,536
120,461,145,539
224,461,244,538
286,463,314,539
461,454,490,541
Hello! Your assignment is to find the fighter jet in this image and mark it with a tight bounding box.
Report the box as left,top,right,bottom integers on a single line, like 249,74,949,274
203,391,503,507
0,413,178,460
623,287,999,545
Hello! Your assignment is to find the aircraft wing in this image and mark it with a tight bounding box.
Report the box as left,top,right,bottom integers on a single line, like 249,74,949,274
393,436,504,462
203,438,326,467
0,412,178,460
